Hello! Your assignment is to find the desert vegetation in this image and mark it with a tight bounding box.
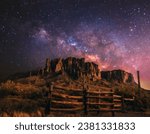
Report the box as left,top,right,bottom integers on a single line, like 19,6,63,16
0,77,47,117
0,75,150,117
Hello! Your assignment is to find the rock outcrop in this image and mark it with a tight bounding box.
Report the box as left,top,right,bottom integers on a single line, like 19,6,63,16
101,70,134,83
44,57,101,80
8,57,135,84
51,58,63,72
43,57,134,83
45,58,51,73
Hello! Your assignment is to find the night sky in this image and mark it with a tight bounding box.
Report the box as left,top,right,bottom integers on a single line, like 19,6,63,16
0,0,150,89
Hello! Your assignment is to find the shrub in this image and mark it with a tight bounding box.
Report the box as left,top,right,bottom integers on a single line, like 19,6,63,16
0,88,18,98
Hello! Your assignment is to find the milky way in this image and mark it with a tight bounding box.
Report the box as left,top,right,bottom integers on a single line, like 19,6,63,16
0,0,150,89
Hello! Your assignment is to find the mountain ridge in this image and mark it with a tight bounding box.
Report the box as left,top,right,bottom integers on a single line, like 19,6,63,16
7,57,135,85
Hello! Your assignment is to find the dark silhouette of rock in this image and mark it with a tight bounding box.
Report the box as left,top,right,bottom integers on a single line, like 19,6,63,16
101,69,134,83
63,57,86,79
10,57,134,84
51,58,63,73
44,58,134,83
45,58,51,73
44,57,101,80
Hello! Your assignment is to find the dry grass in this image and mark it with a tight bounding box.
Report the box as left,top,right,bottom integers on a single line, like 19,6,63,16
0,77,47,117
0,96,45,117
1,110,44,117
0,75,150,117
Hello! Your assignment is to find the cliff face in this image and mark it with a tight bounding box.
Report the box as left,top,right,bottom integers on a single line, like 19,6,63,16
101,70,134,83
44,57,101,80
44,57,134,83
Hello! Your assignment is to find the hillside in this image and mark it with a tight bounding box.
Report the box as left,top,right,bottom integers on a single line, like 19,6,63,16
0,57,150,117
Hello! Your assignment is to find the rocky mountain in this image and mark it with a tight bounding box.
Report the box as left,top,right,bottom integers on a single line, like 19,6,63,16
44,57,101,80
43,57,134,83
6,57,135,84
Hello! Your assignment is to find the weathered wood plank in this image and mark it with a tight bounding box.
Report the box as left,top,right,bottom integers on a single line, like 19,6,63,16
50,107,83,111
114,104,122,107
52,92,83,99
87,96,113,99
124,98,134,101
51,100,83,105
87,102,114,106
87,108,121,112
87,91,114,94
53,85,82,92
113,99,121,102
113,95,122,98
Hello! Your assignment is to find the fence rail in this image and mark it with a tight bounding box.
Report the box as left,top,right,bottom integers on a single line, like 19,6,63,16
45,83,134,116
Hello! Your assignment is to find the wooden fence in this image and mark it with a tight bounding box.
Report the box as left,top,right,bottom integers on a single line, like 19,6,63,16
45,83,134,116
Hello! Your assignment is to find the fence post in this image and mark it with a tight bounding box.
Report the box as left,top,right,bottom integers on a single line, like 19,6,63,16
121,95,125,112
137,71,141,97
97,88,101,114
133,96,135,111
49,83,53,112
83,83,87,115
111,89,115,117
45,82,53,116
